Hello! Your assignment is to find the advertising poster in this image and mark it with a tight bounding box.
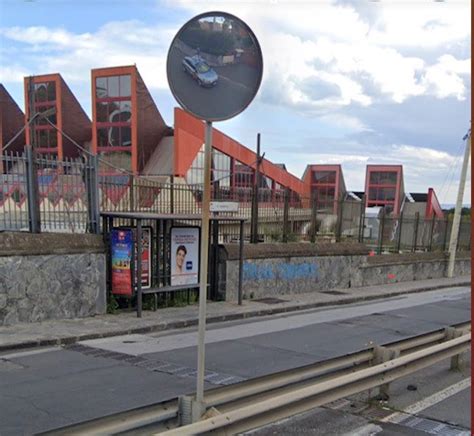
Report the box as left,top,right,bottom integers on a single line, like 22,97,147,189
135,227,152,289
171,227,200,287
111,228,133,295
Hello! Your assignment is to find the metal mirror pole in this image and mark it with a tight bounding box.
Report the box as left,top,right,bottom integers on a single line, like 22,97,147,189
195,120,212,419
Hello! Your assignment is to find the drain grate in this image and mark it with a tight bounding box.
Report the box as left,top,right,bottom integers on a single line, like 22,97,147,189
320,290,347,296
253,298,289,304
66,344,246,386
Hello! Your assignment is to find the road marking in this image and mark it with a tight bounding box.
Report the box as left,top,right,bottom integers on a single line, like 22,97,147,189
1,347,60,360
380,377,471,424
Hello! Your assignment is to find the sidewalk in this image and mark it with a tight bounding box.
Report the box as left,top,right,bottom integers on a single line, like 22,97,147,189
0,276,470,352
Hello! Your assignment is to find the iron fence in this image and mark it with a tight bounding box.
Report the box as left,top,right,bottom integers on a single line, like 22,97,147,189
0,151,470,253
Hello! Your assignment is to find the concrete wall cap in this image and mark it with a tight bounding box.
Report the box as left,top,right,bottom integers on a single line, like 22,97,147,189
223,242,370,260
0,232,105,256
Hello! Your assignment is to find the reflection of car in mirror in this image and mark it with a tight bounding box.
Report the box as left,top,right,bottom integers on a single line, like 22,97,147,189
182,55,218,87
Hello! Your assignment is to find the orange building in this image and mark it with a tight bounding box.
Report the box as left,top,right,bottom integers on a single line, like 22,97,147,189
174,107,305,201
0,85,25,155
24,74,91,159
91,65,171,174
1,67,445,218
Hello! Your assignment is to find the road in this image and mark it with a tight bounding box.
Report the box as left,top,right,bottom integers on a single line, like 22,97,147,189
168,44,260,120
0,286,470,435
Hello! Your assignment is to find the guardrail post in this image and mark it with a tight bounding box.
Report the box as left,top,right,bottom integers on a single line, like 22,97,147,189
372,345,400,399
445,327,465,370
178,395,193,426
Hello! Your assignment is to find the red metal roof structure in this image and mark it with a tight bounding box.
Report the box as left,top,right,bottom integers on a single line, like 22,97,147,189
365,165,404,215
0,84,25,154
91,65,170,174
24,74,91,159
174,107,305,197
426,187,444,218
302,164,347,213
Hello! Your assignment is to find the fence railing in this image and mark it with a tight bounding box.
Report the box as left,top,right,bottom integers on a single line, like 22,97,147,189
1,151,470,252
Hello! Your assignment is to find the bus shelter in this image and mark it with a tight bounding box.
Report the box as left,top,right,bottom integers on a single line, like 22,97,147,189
101,212,246,317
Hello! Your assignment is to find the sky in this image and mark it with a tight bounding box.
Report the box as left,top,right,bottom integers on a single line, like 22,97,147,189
0,0,471,205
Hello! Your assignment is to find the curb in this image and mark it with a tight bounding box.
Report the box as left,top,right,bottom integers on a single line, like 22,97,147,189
0,280,470,353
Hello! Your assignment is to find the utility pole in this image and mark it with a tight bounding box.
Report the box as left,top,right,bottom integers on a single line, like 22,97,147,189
447,129,471,278
250,133,261,243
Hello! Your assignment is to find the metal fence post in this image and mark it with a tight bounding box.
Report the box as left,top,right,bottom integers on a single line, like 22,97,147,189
129,174,135,212
170,175,174,214
86,154,100,234
282,189,289,243
428,214,436,252
250,134,261,244
310,192,317,243
335,198,343,243
238,219,244,306
443,216,449,252
396,211,404,253
25,146,41,233
412,212,420,252
358,195,365,243
377,207,385,254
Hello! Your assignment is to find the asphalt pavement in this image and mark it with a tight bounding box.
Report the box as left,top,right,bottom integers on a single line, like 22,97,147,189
0,275,469,352
0,285,470,435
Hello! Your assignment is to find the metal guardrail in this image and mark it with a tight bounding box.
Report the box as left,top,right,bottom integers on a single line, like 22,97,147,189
42,321,470,435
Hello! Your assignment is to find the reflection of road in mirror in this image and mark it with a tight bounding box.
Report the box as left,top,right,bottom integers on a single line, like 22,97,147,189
167,13,263,121
182,56,218,88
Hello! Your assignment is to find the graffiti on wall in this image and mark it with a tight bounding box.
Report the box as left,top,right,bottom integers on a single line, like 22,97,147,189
243,261,318,281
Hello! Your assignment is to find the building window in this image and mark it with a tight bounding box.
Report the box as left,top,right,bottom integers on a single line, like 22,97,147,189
31,81,58,151
212,149,231,188
313,170,336,184
368,170,398,211
369,171,397,185
311,169,337,211
95,74,132,150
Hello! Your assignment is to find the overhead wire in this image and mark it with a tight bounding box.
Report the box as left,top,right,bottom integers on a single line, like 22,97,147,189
438,133,470,205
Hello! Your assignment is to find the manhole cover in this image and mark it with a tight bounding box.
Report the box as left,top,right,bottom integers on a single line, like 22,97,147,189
253,298,289,305
320,290,347,295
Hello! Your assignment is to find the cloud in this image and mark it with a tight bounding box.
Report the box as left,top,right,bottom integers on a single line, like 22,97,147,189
422,54,471,100
169,0,470,108
0,22,175,90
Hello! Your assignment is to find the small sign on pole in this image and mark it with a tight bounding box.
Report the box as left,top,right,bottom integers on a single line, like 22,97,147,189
210,201,239,213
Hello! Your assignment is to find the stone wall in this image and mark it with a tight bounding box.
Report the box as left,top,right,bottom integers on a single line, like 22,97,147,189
221,243,369,302
355,252,471,287
220,243,470,302
0,233,106,326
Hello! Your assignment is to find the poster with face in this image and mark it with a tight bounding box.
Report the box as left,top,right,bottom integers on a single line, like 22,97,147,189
171,227,200,287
